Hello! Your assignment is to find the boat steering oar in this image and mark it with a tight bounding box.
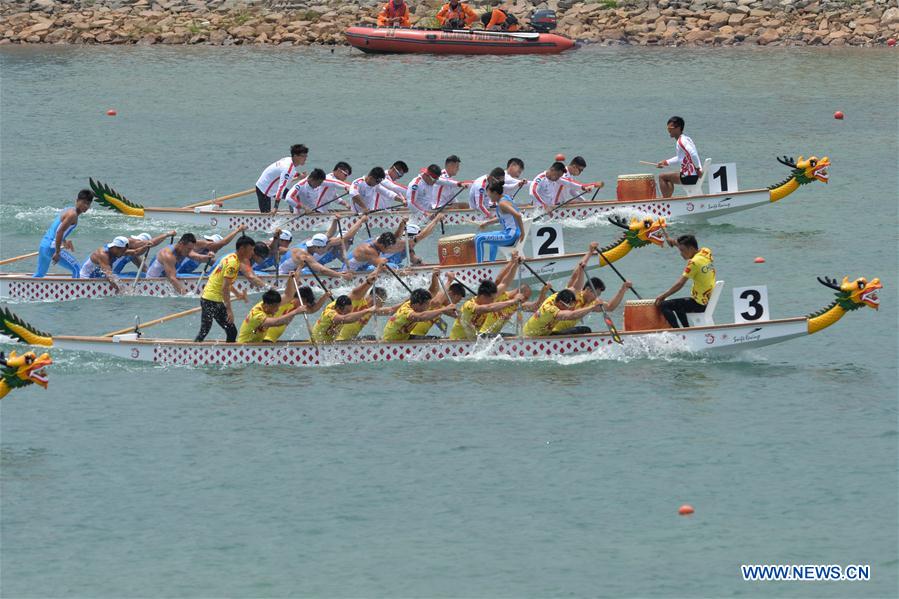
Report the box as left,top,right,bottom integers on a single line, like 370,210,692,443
102,306,201,337
183,187,256,210
597,249,642,299
0,251,39,267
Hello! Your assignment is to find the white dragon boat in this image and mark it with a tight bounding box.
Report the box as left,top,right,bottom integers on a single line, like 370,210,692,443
0,217,666,303
0,275,880,372
86,155,829,231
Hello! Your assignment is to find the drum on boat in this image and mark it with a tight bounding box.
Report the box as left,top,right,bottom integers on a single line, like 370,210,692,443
623,299,671,332
616,174,658,201
438,234,476,266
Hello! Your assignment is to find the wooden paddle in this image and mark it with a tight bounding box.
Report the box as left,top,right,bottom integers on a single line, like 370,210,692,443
183,187,255,210
583,265,622,344
531,187,591,223
597,249,642,299
277,191,350,230
293,274,317,345
0,251,38,267
102,306,200,337
435,186,466,234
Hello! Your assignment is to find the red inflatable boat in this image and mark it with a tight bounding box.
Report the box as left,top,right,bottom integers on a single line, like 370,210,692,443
345,26,576,55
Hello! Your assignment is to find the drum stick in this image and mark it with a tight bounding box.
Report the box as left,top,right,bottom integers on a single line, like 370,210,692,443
639,161,659,166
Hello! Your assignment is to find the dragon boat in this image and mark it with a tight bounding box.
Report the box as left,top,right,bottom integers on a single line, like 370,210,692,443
86,155,829,232
0,276,880,370
0,217,666,303
345,26,575,55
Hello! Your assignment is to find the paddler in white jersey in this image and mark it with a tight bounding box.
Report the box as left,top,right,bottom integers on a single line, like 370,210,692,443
34,189,93,278
110,231,173,276
656,115,702,198
376,160,409,204
349,167,404,213
529,161,599,210
313,161,353,211
405,164,465,223
255,143,308,214
434,155,470,210
561,156,605,201
284,168,327,213
469,159,527,216
79,236,141,293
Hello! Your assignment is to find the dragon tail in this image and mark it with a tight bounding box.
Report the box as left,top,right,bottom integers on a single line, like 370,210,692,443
0,307,53,347
89,179,146,217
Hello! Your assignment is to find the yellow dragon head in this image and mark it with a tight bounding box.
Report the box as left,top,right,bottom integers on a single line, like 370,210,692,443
776,155,830,185
817,276,882,311
0,350,52,399
607,216,668,248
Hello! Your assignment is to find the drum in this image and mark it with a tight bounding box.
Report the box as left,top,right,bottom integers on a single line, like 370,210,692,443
623,299,671,332
616,174,658,201
438,234,476,266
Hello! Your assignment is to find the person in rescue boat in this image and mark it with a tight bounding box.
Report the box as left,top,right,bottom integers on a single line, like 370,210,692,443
437,0,478,28
377,0,411,27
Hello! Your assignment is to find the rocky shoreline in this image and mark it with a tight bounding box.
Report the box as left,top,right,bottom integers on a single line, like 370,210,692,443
2,0,897,47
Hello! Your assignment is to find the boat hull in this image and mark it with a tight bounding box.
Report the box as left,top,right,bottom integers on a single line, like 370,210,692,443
130,188,772,232
51,318,810,366
0,252,584,302
345,26,575,55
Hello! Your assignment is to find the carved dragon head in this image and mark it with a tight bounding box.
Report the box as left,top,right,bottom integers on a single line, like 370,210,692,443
607,216,668,248
1,350,52,395
817,276,882,311
777,155,830,185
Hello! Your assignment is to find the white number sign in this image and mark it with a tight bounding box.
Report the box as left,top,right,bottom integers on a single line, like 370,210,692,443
709,163,738,194
733,285,770,323
531,224,565,257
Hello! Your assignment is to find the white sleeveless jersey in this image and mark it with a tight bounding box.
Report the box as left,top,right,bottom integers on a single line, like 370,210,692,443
469,172,523,215
285,177,319,211
313,175,351,209
349,177,401,212
255,156,298,200
529,170,582,208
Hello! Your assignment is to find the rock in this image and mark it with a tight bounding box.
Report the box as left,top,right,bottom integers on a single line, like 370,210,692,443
208,28,227,43
684,29,714,42
161,31,189,42
708,11,730,26
728,13,746,25
228,24,255,37
26,34,42,42
137,33,158,44
31,0,56,13
881,7,899,25
757,27,779,43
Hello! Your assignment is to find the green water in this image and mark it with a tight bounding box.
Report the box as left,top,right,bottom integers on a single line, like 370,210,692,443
0,45,896,597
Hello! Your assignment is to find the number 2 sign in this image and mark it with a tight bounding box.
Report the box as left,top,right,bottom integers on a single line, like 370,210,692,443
733,285,770,323
531,224,565,257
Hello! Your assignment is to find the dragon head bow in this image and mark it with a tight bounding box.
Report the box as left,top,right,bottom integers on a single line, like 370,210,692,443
777,155,830,185
0,350,52,399
817,276,882,311
608,215,668,247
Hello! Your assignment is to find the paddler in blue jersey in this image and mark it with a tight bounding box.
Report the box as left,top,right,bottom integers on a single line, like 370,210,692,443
376,215,444,267
34,189,93,277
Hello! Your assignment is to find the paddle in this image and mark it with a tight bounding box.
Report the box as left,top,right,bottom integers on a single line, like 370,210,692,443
583,265,622,344
129,248,151,291
0,251,39,267
292,274,317,345
532,187,592,223
597,249,642,299
639,160,659,167
278,191,350,229
193,260,213,296
521,260,555,293
383,263,412,293
434,185,466,234
183,187,255,210
102,306,200,337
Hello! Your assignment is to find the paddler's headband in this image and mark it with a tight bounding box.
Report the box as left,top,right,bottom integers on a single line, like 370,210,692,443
422,165,441,178
109,236,130,248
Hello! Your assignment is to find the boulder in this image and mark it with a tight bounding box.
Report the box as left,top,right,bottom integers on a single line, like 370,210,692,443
881,7,899,25
757,27,779,43
728,13,746,25
228,24,255,37
708,11,730,26
684,29,714,42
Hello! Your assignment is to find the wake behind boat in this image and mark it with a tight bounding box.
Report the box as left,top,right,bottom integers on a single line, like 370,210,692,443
86,155,830,232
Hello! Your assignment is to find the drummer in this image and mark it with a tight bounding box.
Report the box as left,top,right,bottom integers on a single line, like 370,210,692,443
655,116,702,198
377,0,411,27
529,161,597,210
475,181,523,263
654,234,715,327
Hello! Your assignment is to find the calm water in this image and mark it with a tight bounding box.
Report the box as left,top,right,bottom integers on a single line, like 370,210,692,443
1,45,897,597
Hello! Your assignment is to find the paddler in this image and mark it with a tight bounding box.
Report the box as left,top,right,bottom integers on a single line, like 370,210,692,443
313,162,353,211
407,269,466,339
654,234,715,327
434,155,469,210
379,216,444,267
449,279,523,340
479,252,552,336
379,160,409,199
78,236,142,292
311,270,389,343
146,233,218,294
561,156,605,201
255,143,308,214
262,284,332,343
111,231,174,276
176,225,248,274
237,274,310,343
335,265,397,341
253,228,293,273
278,224,361,279
437,0,478,28
406,164,466,223
377,0,411,27
469,159,527,216
284,168,328,213
34,189,93,278
195,235,259,342
529,161,599,210
349,167,405,213
655,116,702,198
382,288,458,342
345,232,395,272
549,244,630,335
480,5,520,30
474,181,524,263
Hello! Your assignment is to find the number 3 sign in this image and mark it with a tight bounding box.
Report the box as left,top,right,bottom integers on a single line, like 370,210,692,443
733,285,770,323
531,224,565,257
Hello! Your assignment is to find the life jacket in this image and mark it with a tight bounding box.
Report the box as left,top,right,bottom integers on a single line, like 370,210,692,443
442,2,467,21
385,0,405,18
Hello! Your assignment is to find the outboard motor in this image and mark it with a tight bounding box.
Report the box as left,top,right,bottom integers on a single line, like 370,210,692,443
530,9,558,33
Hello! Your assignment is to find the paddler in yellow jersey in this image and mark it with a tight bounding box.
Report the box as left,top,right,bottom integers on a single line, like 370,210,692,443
407,269,465,339
312,270,391,343
479,253,551,336
382,288,457,342
449,279,523,340
523,286,607,338
237,274,310,343
655,234,715,327
334,264,399,341
195,236,261,342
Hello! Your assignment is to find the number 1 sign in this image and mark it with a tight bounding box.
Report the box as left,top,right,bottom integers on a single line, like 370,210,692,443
709,163,738,194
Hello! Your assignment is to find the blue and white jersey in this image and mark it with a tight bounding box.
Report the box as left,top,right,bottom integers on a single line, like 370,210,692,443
495,195,521,234
146,245,187,278
39,209,77,249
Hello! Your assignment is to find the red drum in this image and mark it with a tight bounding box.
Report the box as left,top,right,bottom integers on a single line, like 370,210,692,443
616,173,658,201
438,234,476,266
623,299,671,332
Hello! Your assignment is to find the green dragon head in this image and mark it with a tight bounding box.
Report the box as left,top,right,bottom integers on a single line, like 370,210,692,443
775,155,830,185
88,178,145,217
606,215,668,249
0,350,52,399
818,275,882,311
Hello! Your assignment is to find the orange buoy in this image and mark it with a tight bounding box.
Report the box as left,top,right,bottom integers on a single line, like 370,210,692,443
555,153,566,162
106,109,117,116
888,38,896,47
678,504,694,516
754,256,766,263
834,111,844,120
